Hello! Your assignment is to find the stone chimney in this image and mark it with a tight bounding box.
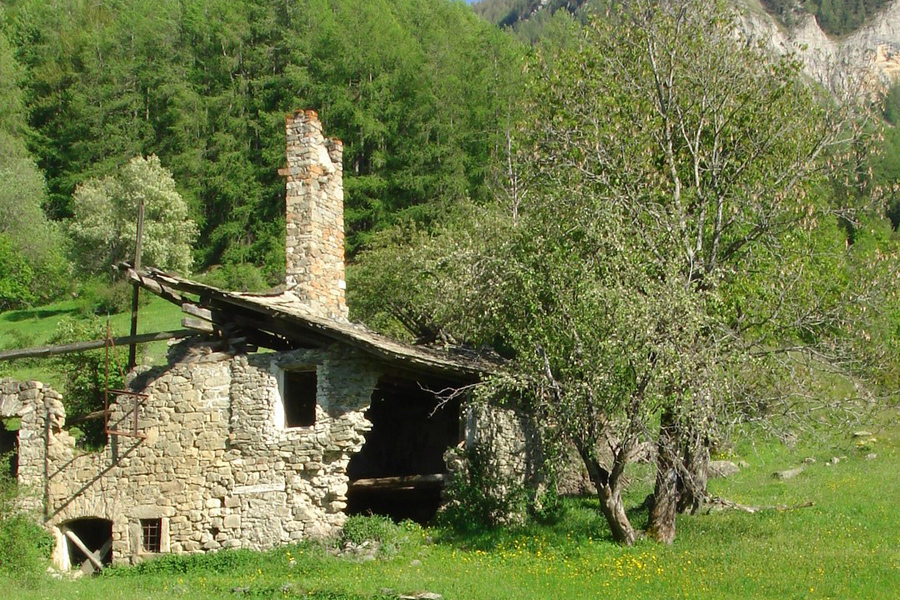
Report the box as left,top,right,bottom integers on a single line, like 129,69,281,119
282,109,348,321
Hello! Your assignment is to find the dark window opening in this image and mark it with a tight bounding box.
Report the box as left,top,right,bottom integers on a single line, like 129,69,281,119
64,517,113,571
283,369,317,427
141,518,161,553
346,375,463,522
0,418,19,478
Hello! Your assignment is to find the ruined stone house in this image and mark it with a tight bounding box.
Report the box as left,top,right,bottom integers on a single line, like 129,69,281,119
0,110,535,573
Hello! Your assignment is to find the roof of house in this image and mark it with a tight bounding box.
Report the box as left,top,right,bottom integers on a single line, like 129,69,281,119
125,266,497,381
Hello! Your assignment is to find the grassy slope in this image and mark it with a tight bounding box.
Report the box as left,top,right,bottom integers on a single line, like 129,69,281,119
3,413,897,599
0,296,184,388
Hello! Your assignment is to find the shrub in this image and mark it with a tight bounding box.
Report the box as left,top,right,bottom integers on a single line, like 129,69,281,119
77,278,148,317
198,263,270,292
438,442,529,532
50,317,128,449
0,467,53,584
340,515,422,556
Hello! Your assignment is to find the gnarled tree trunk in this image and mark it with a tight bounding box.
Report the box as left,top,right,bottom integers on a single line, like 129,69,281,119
647,409,678,543
578,445,636,546
677,433,709,514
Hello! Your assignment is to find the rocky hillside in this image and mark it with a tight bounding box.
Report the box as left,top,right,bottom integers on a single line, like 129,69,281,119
737,0,900,92
473,0,900,91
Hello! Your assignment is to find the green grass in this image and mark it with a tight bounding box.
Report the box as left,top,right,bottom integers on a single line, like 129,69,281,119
3,414,898,599
0,295,183,387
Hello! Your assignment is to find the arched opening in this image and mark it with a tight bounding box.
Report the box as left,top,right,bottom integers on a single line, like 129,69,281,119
346,375,462,522
61,517,113,573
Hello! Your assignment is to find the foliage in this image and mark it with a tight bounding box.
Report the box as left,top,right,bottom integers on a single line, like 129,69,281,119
0,468,54,585
49,317,127,448
803,0,894,36
68,156,197,275
2,0,522,271
340,515,422,557
0,234,35,310
75,278,151,317
439,442,530,531
197,263,272,293
0,24,69,307
356,0,896,545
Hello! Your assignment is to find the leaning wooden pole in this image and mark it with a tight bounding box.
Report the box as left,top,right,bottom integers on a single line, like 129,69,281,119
127,198,145,370
0,330,194,361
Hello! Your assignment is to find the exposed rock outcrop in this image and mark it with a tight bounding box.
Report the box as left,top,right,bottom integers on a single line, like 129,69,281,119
737,0,900,93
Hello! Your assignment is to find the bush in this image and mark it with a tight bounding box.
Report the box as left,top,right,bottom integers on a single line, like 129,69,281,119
438,442,529,532
340,515,422,556
50,317,128,449
198,263,270,292
0,468,53,584
77,278,147,317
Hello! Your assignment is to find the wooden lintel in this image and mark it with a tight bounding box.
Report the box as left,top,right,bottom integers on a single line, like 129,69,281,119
0,329,194,362
349,474,446,491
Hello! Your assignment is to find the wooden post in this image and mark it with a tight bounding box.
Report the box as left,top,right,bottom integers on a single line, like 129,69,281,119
63,528,106,572
128,199,145,371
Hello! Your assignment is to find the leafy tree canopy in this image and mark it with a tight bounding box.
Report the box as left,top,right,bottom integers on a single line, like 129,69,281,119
355,0,898,544
1,0,523,281
69,156,197,275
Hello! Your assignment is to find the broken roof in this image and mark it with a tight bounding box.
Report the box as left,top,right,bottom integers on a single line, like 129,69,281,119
125,266,497,381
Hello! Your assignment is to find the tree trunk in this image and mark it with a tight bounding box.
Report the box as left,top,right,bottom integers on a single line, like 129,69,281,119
677,435,709,514
647,410,678,544
578,448,636,546
597,483,636,546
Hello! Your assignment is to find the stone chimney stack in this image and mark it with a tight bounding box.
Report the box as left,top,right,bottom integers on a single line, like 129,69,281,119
283,109,348,321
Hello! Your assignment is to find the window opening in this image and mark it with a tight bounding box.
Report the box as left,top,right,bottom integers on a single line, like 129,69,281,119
283,369,317,427
141,518,161,553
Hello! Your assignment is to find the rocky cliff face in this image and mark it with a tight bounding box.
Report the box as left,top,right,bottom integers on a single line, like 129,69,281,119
475,0,900,93
737,0,900,92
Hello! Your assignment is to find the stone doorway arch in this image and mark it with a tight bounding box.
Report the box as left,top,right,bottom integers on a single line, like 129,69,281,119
57,517,113,573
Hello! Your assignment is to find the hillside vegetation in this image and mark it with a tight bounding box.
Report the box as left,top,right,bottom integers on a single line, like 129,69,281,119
473,0,897,37
1,0,522,274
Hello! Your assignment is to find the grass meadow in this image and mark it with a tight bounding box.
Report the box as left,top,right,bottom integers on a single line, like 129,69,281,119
0,295,183,387
2,412,897,600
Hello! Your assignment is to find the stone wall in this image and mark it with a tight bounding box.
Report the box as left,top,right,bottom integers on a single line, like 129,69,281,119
3,340,380,569
463,404,543,487
283,109,348,321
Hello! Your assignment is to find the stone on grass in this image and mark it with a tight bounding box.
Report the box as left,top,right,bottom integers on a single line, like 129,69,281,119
773,466,805,480
708,460,740,478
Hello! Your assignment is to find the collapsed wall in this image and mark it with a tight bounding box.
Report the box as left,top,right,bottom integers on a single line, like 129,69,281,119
2,342,379,569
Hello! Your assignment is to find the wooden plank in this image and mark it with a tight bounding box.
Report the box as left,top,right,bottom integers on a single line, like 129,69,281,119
182,303,213,321
65,409,111,427
349,474,446,491
0,330,194,362
182,317,215,333
63,528,105,571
